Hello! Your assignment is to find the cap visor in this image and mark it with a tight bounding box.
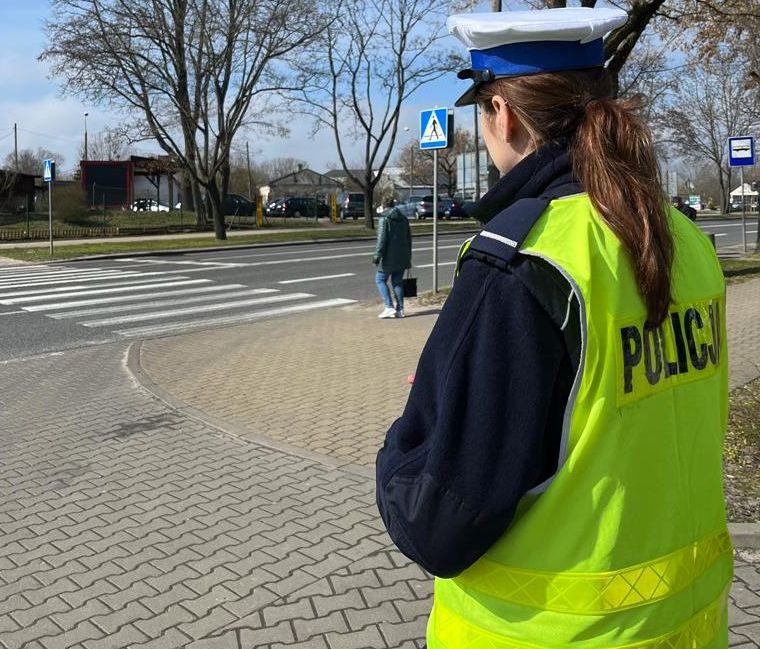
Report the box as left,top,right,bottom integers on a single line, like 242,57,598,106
454,82,479,107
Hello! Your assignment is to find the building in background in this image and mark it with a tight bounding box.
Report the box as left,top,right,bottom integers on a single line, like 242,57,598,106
455,150,489,201
80,156,179,209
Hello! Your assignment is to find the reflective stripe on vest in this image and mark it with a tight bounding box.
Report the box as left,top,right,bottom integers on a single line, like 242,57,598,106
432,587,729,649
454,529,731,615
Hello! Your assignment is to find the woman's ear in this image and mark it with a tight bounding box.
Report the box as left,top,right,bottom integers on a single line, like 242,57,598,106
490,95,514,143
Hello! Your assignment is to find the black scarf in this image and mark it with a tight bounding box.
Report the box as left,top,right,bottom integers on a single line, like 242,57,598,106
469,140,577,225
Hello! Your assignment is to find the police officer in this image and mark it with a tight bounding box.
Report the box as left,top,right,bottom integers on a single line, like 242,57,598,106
376,7,732,648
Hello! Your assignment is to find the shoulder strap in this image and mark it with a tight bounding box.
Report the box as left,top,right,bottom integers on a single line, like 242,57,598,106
465,181,581,268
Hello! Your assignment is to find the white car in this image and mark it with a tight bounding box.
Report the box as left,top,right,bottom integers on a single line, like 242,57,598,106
132,198,170,212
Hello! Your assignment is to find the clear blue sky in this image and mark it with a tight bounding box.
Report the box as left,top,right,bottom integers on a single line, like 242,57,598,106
0,1,476,177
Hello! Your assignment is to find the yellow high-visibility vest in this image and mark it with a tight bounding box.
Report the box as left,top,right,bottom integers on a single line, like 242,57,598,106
429,194,732,649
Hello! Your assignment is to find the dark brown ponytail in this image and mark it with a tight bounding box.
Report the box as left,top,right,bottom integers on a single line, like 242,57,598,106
478,69,673,326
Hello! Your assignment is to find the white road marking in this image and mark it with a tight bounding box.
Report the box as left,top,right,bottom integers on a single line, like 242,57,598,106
414,261,457,268
2,279,211,305
49,288,277,319
277,273,355,284
201,244,377,261
82,293,315,327
0,271,143,289
0,267,128,280
24,284,249,312
115,298,357,338
223,244,462,268
0,275,191,299
0,310,26,315
118,258,246,268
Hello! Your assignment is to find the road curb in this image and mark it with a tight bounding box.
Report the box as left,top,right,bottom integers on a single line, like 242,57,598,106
125,340,374,481
729,523,760,549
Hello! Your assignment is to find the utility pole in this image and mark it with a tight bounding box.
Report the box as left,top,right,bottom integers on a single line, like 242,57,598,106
13,123,18,171
473,106,481,200
246,141,253,200
83,112,89,161
486,0,501,188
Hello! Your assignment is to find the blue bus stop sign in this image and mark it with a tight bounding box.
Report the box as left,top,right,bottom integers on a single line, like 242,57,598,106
728,136,756,167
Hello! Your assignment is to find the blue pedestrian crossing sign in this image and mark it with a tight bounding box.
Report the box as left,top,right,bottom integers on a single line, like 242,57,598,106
43,159,56,182
728,136,756,167
419,108,448,150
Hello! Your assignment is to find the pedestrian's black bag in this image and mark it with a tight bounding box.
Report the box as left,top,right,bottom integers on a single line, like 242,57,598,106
403,269,417,298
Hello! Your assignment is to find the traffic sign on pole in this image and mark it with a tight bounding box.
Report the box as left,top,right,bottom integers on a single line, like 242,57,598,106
728,136,755,167
43,159,56,182
420,108,449,150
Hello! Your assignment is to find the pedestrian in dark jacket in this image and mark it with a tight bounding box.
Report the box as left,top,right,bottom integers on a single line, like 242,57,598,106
673,196,697,221
373,207,412,318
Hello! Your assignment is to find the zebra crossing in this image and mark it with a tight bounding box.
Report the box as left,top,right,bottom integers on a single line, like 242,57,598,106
0,264,355,339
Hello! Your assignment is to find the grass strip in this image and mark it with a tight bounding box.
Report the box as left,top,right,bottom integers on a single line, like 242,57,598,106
0,222,478,262
725,377,760,522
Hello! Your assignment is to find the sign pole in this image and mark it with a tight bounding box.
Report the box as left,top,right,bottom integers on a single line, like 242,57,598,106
419,107,449,294
740,167,747,254
48,180,54,256
433,149,439,294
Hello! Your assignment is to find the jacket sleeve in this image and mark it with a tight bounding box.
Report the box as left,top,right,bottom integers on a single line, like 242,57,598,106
406,220,412,268
374,217,388,263
376,258,573,577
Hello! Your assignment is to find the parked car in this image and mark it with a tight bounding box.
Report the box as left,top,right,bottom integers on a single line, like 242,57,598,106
131,198,170,212
340,192,365,220
441,197,467,219
406,195,450,219
172,194,254,216
224,193,255,216
275,196,329,218
265,197,286,216
396,196,426,219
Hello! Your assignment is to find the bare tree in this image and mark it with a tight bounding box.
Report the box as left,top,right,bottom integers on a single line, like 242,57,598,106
292,0,457,228
395,129,474,198
41,0,331,239
395,141,433,195
664,53,760,225
80,128,130,161
3,149,64,177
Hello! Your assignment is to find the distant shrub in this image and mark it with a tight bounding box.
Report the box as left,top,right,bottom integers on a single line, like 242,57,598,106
52,184,88,223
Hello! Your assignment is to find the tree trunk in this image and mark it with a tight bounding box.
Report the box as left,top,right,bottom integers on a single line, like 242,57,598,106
206,181,227,240
190,181,205,227
364,187,375,230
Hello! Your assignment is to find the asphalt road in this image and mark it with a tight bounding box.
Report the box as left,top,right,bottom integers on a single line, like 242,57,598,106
0,232,466,362
0,221,754,362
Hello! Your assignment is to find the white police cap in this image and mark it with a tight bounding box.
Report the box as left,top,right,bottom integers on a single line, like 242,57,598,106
447,8,628,107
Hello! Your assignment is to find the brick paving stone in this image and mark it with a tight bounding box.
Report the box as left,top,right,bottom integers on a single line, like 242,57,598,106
131,627,194,649
324,625,386,649
238,620,295,646
292,611,349,641
178,605,238,640
39,620,105,649
83,624,151,649
270,638,330,649
185,631,240,649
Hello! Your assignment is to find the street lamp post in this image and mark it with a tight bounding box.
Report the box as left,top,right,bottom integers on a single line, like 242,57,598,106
404,126,414,200
84,112,89,162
